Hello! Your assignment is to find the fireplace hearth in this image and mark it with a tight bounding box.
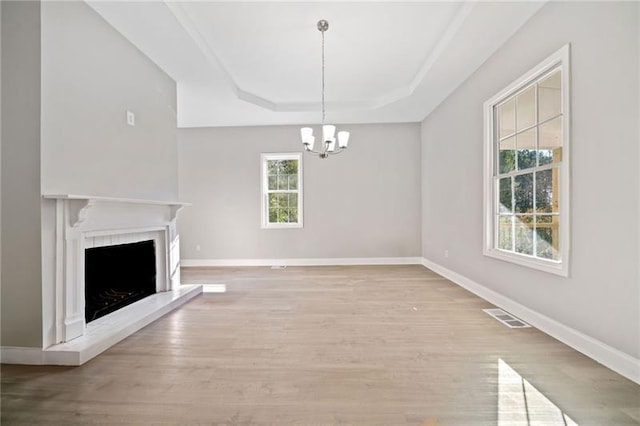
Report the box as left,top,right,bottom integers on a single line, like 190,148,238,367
85,240,156,322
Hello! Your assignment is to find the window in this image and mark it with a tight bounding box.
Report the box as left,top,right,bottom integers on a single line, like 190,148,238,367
483,45,570,276
261,153,303,228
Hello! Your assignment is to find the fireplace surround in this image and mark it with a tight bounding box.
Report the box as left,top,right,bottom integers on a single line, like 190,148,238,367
15,194,203,365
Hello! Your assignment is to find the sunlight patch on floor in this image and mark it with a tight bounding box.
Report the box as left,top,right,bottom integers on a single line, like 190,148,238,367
202,284,227,293
498,358,578,426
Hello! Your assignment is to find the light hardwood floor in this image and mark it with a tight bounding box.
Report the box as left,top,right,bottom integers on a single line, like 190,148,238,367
2,265,639,425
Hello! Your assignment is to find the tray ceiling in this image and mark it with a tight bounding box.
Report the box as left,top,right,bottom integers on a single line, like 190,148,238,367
87,1,546,128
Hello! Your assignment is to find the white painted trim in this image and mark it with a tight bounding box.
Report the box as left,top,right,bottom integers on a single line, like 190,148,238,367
484,248,565,276
0,347,48,365
84,225,166,238
483,44,571,277
1,285,202,366
421,257,640,385
260,152,303,229
182,257,423,267
637,1,640,371
42,193,190,207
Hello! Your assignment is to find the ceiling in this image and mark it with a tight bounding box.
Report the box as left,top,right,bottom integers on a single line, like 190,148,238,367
87,1,546,128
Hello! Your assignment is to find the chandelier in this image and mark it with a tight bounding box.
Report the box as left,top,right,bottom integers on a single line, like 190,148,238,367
301,19,350,159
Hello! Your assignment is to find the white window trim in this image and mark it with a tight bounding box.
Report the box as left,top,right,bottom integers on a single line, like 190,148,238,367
260,152,303,229
483,44,571,277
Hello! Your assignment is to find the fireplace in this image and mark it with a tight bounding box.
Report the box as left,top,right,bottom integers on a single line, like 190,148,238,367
6,194,205,366
85,240,157,322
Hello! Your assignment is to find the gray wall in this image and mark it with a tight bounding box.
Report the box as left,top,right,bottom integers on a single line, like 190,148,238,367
41,1,178,201
1,1,43,348
1,0,3,347
421,1,639,358
1,1,180,348
178,123,421,260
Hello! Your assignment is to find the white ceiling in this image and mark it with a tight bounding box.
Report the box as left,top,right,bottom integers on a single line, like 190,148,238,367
87,1,546,128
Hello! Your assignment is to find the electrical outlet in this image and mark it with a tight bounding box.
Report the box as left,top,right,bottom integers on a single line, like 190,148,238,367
444,249,449,258
126,110,135,126
195,244,201,252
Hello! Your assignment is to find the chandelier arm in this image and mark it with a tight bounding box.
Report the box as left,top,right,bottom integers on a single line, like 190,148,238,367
328,147,346,156
309,146,346,156
304,146,326,155
304,145,345,158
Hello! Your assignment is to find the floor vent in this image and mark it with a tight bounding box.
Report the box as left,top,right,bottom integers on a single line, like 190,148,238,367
483,308,531,328
270,265,287,269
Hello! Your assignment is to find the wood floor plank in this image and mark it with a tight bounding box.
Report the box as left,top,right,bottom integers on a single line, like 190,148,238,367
1,265,638,425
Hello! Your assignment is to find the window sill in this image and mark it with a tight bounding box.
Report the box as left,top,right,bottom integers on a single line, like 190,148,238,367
484,248,568,277
261,223,303,230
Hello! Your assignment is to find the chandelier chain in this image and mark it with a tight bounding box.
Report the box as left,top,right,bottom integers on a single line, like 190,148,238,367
321,27,325,124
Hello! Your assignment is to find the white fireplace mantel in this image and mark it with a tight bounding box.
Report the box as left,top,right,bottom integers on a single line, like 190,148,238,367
43,194,190,225
43,193,191,206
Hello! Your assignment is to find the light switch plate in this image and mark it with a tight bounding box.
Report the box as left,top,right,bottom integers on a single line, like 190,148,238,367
126,110,135,126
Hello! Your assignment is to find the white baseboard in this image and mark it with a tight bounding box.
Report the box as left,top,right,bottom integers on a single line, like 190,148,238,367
0,346,48,365
182,257,423,267
421,257,640,385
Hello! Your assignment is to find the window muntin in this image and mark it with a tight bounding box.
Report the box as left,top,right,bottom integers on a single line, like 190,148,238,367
484,45,569,276
261,153,303,228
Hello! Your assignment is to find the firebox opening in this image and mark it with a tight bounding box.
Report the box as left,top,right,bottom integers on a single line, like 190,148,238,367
85,239,156,323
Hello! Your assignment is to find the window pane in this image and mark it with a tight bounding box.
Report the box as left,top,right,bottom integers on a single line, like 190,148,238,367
498,215,513,251
538,70,561,122
516,85,536,131
281,160,298,175
289,208,298,223
271,208,289,223
267,160,277,175
538,149,553,167
516,128,537,170
268,175,277,190
515,215,534,255
269,208,277,223
289,193,298,208
280,193,290,208
498,136,516,174
539,116,562,166
269,193,288,210
535,169,558,213
276,175,287,190
288,174,298,190
514,173,533,213
498,99,515,139
268,193,278,209
536,215,560,260
499,177,512,213
283,209,292,223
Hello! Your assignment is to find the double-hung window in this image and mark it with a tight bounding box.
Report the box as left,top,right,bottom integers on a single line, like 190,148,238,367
261,153,303,228
483,45,570,276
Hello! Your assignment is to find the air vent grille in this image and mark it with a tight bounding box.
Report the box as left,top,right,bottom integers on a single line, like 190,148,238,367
483,308,531,328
